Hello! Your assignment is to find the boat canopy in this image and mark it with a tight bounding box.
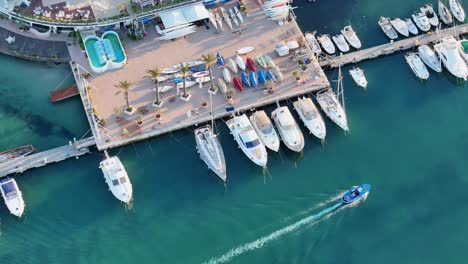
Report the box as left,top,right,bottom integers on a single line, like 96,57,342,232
160,3,209,28
255,113,273,134
1,180,17,197
301,102,318,120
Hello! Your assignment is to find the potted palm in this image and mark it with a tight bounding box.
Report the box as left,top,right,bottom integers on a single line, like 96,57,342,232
136,114,143,126
146,67,163,107
121,128,129,136
201,53,217,95
113,106,122,121
292,70,301,82
114,80,135,115
226,88,235,104
155,107,162,121
178,63,191,101
266,80,274,94
200,97,208,108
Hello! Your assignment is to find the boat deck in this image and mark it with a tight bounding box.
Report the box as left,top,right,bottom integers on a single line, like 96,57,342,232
0,137,95,178
319,23,468,68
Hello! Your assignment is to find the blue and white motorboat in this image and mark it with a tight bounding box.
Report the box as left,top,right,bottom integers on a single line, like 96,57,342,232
216,52,225,66
173,77,194,84
241,71,251,87
341,184,371,204
266,69,276,82
258,70,267,84
249,71,258,88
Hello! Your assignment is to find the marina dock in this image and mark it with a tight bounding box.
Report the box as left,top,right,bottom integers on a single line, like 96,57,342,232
49,84,79,102
0,137,95,178
319,23,468,68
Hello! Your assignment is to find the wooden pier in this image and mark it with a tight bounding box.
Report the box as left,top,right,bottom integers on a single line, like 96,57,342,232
319,23,468,68
0,137,95,178
49,84,79,102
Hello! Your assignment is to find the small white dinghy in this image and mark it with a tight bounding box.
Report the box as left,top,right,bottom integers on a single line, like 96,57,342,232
439,1,454,24
229,8,239,28
349,67,368,89
217,78,227,93
237,46,255,55
332,34,350,52
305,32,322,54
215,12,224,31
390,18,409,37
222,68,231,83
0,177,25,217
450,0,465,22
317,34,336,54
341,25,362,49
220,7,233,30
293,97,326,140
412,12,431,32
236,55,246,71
234,6,244,24
192,71,209,78
405,52,430,80
417,45,442,72
265,55,277,68
208,12,218,31
405,18,419,35
227,58,238,73
420,4,439,26
271,106,305,152
249,110,280,152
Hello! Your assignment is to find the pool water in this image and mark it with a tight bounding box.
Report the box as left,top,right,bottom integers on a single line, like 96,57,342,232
103,33,125,63
84,37,106,69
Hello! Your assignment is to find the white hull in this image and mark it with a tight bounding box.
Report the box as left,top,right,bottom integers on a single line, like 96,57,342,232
236,55,246,71
378,17,398,39
317,34,336,54
412,12,431,32
418,45,442,72
316,89,349,132
265,55,277,68
439,1,454,24
434,36,468,79
293,97,326,140
390,18,409,37
208,12,218,31
215,12,224,31
405,18,419,35
100,155,133,203
227,58,238,73
450,0,465,22
271,106,305,152
226,114,268,167
217,78,227,93
349,67,368,88
420,4,439,26
229,8,239,28
250,111,280,152
0,178,25,217
332,34,350,52
234,6,244,24
195,126,227,181
405,53,430,80
305,32,322,54
222,68,231,83
341,26,361,49
220,7,233,30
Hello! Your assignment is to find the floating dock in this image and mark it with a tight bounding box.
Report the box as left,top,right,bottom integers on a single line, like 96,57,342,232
0,137,95,178
320,23,468,68
49,84,79,102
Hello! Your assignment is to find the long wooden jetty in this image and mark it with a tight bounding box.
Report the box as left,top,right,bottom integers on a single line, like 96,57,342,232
319,23,468,68
0,137,95,178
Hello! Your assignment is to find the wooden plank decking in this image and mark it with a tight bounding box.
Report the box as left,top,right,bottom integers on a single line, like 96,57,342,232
49,84,79,102
319,23,468,68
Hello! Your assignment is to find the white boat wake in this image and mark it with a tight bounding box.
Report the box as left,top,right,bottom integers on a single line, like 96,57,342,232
204,202,345,264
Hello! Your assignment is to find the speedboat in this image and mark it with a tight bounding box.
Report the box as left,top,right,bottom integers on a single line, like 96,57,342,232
341,25,362,49
234,6,244,24
99,153,133,203
349,67,368,88
405,53,430,80
341,184,371,204
438,1,454,24
220,7,233,30
378,17,398,39
195,126,227,182
293,97,326,140
412,12,431,32
236,55,246,71
305,32,323,54
317,34,336,54
434,36,468,79
417,45,442,72
332,34,350,52
390,18,409,37
0,178,25,217
271,106,305,152
250,111,280,152
316,88,349,132
227,58,238,73
0,145,35,163
420,4,439,26
450,0,465,22
405,18,419,35
226,114,268,167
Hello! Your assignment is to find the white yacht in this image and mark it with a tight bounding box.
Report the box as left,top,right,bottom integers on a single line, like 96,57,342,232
293,97,326,140
195,126,227,182
438,1,454,24
316,89,349,132
332,34,350,52
412,12,431,32
226,114,268,167
405,18,419,35
271,106,305,152
249,111,280,152
405,53,430,80
390,18,409,37
378,17,398,39
349,67,368,88
450,0,465,22
418,45,442,72
420,4,439,26
305,32,322,54
341,25,362,49
459,39,468,64
0,178,25,217
434,36,468,79
317,34,336,54
99,152,133,204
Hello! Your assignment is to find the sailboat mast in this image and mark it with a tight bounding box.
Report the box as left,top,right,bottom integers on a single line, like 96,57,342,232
338,64,345,111
209,92,214,130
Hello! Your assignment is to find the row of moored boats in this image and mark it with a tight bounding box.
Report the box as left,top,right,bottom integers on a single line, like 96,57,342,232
305,25,362,55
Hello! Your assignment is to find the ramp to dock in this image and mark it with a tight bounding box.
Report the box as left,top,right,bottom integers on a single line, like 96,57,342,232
0,137,95,178
49,84,79,102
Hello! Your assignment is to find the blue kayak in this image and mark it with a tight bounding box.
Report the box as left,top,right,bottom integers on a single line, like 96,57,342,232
258,70,267,84
341,184,371,204
173,77,193,84
249,71,258,88
190,65,206,72
266,69,276,82
241,71,251,87
216,52,225,66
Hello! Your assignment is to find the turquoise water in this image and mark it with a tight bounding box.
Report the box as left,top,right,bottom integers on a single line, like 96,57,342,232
103,32,126,63
2,0,468,263
84,37,106,68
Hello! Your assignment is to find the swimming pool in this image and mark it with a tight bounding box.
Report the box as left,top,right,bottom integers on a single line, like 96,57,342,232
84,31,127,73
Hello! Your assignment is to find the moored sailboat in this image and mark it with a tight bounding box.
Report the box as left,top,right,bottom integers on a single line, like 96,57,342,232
195,125,227,182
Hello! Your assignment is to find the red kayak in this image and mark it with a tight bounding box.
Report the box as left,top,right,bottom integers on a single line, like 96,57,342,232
233,76,244,92
246,57,256,72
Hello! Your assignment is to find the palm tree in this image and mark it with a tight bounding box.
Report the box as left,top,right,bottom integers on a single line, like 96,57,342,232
114,80,134,112
178,63,190,98
201,53,217,91
145,67,162,106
